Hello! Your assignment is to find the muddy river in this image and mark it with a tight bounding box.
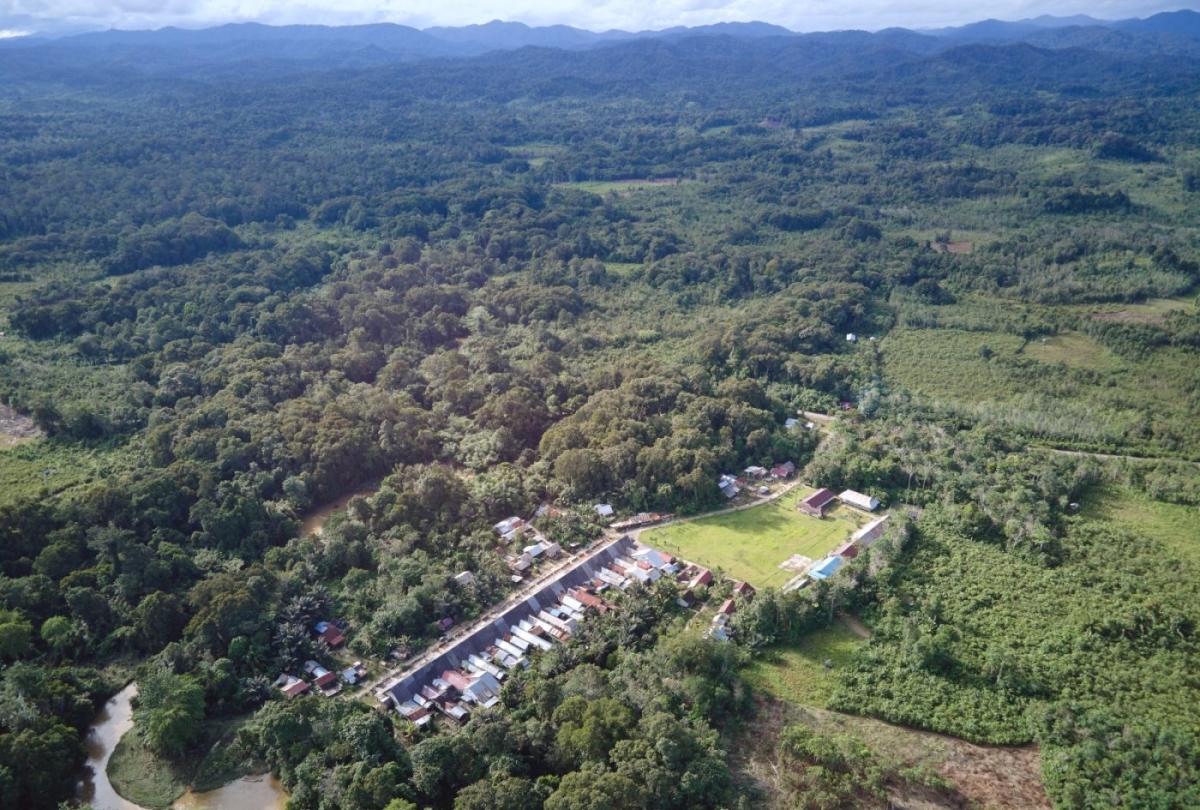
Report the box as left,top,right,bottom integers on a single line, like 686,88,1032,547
78,683,287,810
298,484,379,536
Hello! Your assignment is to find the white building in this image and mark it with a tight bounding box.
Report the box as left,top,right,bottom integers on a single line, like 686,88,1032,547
838,489,880,512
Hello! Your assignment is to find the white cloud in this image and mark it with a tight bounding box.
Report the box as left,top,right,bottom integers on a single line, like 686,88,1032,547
0,0,1189,35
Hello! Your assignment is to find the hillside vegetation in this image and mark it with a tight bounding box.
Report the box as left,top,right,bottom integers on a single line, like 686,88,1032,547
0,23,1198,810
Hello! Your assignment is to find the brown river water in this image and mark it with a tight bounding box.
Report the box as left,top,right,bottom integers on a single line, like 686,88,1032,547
78,685,288,809
298,484,380,537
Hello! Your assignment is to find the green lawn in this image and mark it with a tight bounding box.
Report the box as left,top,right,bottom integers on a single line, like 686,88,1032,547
741,621,867,706
643,487,861,588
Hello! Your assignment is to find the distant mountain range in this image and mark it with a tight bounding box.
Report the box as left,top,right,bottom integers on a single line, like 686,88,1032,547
2,10,1199,77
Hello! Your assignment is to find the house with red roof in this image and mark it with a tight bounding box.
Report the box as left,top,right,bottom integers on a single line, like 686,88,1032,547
799,488,836,518
314,620,346,648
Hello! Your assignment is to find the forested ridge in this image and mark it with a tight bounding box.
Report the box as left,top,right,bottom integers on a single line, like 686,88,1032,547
0,23,1198,810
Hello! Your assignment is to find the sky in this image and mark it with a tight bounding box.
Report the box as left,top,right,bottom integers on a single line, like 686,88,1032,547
0,0,1192,38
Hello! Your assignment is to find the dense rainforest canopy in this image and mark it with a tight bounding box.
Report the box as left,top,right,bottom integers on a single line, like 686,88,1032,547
0,20,1198,810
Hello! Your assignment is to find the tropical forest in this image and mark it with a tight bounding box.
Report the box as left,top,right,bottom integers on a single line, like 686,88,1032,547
0,10,1198,810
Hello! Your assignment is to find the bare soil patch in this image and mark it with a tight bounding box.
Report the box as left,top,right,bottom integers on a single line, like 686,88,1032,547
778,554,813,572
0,404,42,448
930,241,974,255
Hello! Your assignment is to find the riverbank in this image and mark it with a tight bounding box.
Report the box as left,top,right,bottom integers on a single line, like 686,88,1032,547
80,682,287,810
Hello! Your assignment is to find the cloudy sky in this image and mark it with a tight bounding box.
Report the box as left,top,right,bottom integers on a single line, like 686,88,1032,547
0,0,1190,37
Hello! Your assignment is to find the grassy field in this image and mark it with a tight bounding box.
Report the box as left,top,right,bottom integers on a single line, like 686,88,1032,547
881,327,1030,402
108,715,261,808
741,621,866,706
881,324,1200,455
554,178,686,195
1022,332,1119,371
1082,485,1200,564
0,439,133,504
642,487,862,588
1075,296,1196,323
108,731,191,809
0,439,134,506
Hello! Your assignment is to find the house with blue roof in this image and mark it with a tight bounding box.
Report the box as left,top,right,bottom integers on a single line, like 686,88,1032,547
809,555,845,581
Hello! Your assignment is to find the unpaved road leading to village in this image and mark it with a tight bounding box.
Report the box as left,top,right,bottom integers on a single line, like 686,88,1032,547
1036,445,1200,467
622,479,803,542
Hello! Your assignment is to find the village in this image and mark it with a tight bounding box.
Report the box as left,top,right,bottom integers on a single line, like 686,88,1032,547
267,446,894,731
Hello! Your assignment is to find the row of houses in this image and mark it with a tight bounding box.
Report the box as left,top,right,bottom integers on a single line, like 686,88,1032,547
383,539,702,726
392,583,616,727
379,537,643,717
798,487,880,517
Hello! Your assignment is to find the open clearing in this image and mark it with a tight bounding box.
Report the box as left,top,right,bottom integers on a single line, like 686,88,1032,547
1082,485,1200,563
0,403,42,449
1085,296,1195,325
0,440,132,506
554,178,686,195
1022,332,1120,371
741,620,866,706
732,697,1051,810
642,487,861,588
107,714,263,809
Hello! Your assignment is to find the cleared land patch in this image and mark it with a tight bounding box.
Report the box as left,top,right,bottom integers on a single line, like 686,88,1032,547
1022,332,1119,371
0,403,41,449
554,178,685,195
642,487,861,588
1086,296,1195,325
107,730,190,809
741,620,866,706
1082,485,1200,563
603,261,641,278
882,325,1200,456
107,715,263,809
0,440,132,506
730,698,1051,810
881,327,1027,402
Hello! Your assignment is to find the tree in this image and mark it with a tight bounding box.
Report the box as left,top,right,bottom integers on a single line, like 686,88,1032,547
544,766,646,810
410,733,482,806
39,616,77,658
131,591,187,652
134,670,206,758
552,696,636,768
0,610,33,661
454,776,541,810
